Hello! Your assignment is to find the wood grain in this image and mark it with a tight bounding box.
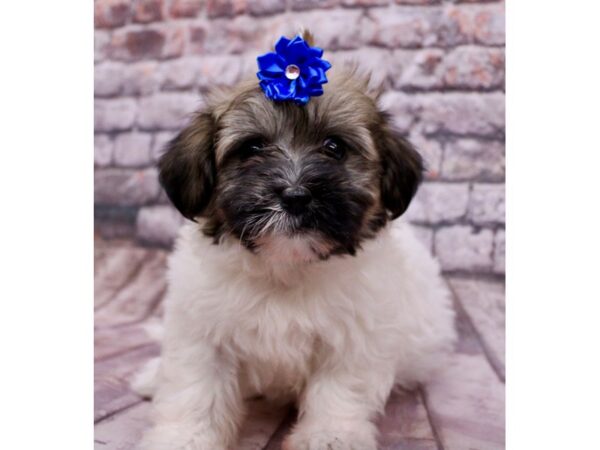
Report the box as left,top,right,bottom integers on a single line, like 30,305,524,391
420,279,505,450
94,246,108,277
262,388,439,450
94,245,505,450
263,409,296,450
95,245,151,310
448,277,505,380
237,399,290,450
423,352,505,450
95,344,159,422
95,398,290,450
377,388,438,450
95,251,167,328
95,401,150,450
95,318,160,361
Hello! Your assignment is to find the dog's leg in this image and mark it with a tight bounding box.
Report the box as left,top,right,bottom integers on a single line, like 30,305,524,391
283,363,395,450
139,339,244,450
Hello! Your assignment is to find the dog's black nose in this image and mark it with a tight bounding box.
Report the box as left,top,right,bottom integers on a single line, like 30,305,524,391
281,186,312,214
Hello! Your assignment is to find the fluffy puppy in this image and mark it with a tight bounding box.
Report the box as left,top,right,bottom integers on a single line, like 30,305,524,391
135,36,456,450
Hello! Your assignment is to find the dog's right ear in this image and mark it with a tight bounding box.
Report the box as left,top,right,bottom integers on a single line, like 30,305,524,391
158,111,217,221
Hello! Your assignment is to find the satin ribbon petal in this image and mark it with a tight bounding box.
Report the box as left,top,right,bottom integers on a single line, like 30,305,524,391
256,34,331,105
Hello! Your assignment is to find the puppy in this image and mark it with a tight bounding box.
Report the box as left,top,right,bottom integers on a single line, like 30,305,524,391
135,32,456,450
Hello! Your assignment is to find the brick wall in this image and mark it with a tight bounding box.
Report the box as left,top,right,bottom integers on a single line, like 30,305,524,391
94,0,505,276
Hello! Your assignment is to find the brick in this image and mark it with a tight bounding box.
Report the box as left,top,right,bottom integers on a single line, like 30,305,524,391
157,187,171,205
329,48,392,90
440,4,505,47
435,225,493,272
189,24,208,53
170,0,203,17
206,0,246,18
411,225,434,253
408,131,443,179
442,139,504,181
291,0,340,11
367,7,441,48
122,61,163,96
110,28,165,60
95,98,137,132
136,205,184,246
292,10,366,51
161,27,186,59
216,15,293,54
382,92,503,138
396,0,440,4
441,46,504,89
196,55,243,89
95,135,114,167
342,0,389,6
468,183,505,224
406,182,469,224
161,58,203,90
248,0,286,16
110,27,184,61
95,211,137,240
368,4,504,48
378,92,417,134
132,0,164,23
137,93,200,130
493,229,505,274
419,93,505,137
239,52,261,79
113,132,153,167
95,0,131,29
201,20,233,53
161,55,244,91
392,47,504,91
95,62,124,97
92,0,506,281
392,48,445,90
199,14,285,55
382,93,505,138
95,168,161,206
152,132,175,162
95,31,111,63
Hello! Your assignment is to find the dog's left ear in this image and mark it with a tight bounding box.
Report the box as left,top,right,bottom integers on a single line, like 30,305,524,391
373,112,424,219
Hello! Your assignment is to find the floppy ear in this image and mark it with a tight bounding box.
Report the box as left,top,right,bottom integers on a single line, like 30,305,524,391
374,112,424,219
158,111,217,221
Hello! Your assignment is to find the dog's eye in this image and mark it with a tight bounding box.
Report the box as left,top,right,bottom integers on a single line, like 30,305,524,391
246,139,264,153
322,138,346,160
236,138,266,159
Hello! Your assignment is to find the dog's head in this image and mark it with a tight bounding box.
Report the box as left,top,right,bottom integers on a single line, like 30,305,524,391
159,47,422,263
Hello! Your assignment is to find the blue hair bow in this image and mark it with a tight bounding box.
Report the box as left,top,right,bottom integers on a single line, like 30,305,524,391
256,35,332,105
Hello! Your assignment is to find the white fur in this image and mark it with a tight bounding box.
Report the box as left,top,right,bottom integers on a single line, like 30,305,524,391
136,219,456,450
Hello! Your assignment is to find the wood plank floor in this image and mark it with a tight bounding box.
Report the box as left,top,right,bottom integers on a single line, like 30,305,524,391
94,239,505,450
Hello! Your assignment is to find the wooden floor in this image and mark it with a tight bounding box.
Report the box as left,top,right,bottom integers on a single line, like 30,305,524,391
94,239,505,450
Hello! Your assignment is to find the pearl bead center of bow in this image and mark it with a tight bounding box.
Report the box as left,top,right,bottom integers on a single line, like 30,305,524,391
285,64,301,80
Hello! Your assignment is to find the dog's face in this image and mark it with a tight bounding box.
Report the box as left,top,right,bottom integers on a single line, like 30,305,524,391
159,70,423,263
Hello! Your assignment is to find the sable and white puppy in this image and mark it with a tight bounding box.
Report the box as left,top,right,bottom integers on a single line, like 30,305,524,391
135,34,456,450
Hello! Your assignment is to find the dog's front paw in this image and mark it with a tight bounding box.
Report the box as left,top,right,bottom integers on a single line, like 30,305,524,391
139,424,228,450
282,424,377,450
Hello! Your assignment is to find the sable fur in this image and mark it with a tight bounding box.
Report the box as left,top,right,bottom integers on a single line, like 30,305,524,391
158,69,423,258
134,48,456,450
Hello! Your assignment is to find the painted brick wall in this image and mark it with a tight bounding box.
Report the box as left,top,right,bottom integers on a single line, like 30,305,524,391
94,0,505,276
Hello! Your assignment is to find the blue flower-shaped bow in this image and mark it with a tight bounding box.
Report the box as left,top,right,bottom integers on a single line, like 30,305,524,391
256,35,332,105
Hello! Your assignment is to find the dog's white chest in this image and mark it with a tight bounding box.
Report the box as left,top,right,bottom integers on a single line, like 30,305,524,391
229,303,320,399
